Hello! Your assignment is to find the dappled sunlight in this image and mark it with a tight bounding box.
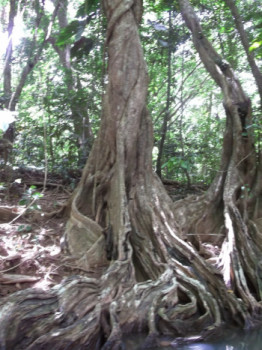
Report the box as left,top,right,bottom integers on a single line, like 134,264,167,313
0,183,72,297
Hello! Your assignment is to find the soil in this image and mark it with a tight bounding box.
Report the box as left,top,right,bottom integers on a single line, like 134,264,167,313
0,166,207,298
0,166,78,297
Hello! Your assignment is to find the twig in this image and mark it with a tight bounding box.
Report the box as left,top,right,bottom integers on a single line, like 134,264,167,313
0,252,41,273
42,121,48,194
8,198,37,224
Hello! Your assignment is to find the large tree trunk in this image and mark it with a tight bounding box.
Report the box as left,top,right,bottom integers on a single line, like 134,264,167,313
0,1,261,349
175,0,262,307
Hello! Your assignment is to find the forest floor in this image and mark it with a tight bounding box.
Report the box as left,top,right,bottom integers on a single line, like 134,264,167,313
0,166,206,297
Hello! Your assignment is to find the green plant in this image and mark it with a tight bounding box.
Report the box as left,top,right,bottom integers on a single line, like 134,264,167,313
19,185,43,211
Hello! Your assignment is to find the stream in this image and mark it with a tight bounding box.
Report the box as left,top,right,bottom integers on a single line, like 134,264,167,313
123,327,262,349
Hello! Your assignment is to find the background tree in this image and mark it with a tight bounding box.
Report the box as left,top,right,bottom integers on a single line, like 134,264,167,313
49,0,95,163
0,0,60,157
224,0,262,106
2,0,104,171
3,0,16,109
175,0,262,304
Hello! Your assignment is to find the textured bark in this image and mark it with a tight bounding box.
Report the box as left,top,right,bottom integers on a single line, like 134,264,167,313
176,0,262,309
0,1,261,349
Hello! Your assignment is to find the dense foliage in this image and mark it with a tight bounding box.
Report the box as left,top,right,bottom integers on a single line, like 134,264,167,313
0,0,261,185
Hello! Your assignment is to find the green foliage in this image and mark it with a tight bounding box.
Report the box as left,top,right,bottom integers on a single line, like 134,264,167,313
56,0,100,46
56,19,87,46
71,37,94,59
162,157,192,173
19,185,43,208
249,40,262,58
12,3,104,172
240,0,262,58
146,0,178,12
76,0,100,18
17,224,32,233
1,0,260,188
240,184,252,199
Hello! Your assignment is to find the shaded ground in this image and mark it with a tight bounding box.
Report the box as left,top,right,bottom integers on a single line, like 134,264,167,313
0,167,208,298
0,166,79,297
163,179,207,201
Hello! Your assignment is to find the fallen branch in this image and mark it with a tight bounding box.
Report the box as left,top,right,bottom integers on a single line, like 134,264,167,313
0,273,40,284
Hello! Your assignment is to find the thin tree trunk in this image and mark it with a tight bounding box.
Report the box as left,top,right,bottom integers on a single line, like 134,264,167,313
177,0,261,306
179,38,191,187
156,9,172,179
2,0,17,145
3,0,16,107
224,0,262,106
8,2,60,111
3,1,59,146
50,0,94,164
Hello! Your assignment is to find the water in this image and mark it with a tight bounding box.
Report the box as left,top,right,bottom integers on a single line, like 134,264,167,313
123,327,262,349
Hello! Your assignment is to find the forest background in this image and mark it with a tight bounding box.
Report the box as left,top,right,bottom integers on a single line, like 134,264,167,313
0,0,262,349
1,0,261,185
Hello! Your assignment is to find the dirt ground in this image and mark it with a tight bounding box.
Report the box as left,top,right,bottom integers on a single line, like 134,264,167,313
0,166,80,297
0,166,207,298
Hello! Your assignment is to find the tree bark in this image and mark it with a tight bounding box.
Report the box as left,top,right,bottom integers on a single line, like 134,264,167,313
156,9,172,179
176,0,262,306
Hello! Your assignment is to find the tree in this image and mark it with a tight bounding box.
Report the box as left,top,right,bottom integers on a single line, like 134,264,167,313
3,0,16,109
1,0,17,145
8,1,59,112
49,0,94,164
176,0,262,291
0,1,262,349
155,7,173,179
224,0,262,107
1,0,60,151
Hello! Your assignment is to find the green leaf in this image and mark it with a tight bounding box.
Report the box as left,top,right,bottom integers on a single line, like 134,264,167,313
17,225,32,233
56,20,86,46
249,41,262,51
17,225,25,232
161,161,169,168
181,160,189,170
246,124,258,129
19,199,27,206
32,192,43,199
76,0,100,18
